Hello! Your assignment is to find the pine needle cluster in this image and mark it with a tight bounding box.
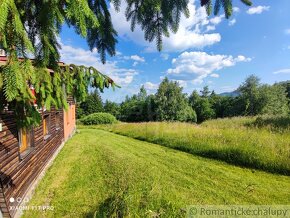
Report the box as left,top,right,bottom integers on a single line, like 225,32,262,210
0,0,251,128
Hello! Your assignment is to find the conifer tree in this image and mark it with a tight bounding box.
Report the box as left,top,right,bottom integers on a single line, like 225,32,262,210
0,0,251,128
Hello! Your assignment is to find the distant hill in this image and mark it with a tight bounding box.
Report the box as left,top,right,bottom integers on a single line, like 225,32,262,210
219,90,240,97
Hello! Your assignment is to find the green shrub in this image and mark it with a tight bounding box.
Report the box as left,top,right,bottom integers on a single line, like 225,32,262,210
81,113,117,125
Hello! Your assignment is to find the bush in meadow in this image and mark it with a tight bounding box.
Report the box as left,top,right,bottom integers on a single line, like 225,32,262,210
81,113,117,125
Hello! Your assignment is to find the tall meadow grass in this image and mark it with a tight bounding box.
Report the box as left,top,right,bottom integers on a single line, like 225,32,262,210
98,116,290,175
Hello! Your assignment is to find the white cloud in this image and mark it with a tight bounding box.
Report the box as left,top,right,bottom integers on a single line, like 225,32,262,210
116,51,122,56
235,55,252,62
247,6,270,15
110,0,222,52
167,51,251,84
133,61,138,67
206,25,216,32
173,79,188,88
210,15,224,25
210,73,219,78
59,41,138,86
124,55,145,62
229,19,236,26
160,53,169,60
273,69,290,74
143,82,159,90
191,76,206,85
285,29,290,35
233,7,240,13
131,55,145,62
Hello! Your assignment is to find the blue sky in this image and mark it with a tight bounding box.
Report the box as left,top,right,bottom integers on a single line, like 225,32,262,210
59,0,290,102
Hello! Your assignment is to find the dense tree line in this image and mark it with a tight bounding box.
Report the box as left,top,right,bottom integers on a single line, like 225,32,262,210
77,75,290,123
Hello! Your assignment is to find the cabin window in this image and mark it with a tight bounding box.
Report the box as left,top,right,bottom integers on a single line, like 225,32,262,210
18,128,34,156
55,112,60,130
43,114,51,139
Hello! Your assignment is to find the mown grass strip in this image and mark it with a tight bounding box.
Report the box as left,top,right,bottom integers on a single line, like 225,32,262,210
23,129,290,218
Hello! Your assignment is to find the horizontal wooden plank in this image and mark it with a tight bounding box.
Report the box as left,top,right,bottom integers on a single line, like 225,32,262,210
0,106,71,218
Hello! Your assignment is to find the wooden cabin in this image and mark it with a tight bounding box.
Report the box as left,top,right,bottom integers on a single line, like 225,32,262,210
0,57,76,218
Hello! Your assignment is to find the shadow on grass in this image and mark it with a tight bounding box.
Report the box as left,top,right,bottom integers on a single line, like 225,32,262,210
170,144,290,176
247,116,290,132
87,192,186,218
86,193,128,218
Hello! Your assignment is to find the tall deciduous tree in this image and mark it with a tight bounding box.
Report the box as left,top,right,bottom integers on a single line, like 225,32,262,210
189,89,215,123
238,75,262,115
155,78,197,122
259,84,289,116
201,86,211,98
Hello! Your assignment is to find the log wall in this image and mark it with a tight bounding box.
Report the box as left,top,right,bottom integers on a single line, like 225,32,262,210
0,107,65,217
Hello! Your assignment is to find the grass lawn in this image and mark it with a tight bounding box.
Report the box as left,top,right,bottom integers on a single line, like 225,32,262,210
97,118,290,175
23,128,290,218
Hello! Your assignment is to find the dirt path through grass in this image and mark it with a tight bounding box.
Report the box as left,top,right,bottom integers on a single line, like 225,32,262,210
23,129,290,218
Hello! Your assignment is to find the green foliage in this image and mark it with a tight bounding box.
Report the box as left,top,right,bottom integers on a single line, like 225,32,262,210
238,75,262,115
236,75,289,116
195,75,290,121
114,76,289,124
155,78,196,122
78,90,104,119
0,0,247,128
259,84,289,115
0,72,3,89
0,0,245,66
276,80,290,110
201,0,252,18
118,89,157,122
123,0,250,51
0,59,117,128
200,85,211,98
14,102,42,128
251,115,290,132
0,0,119,129
80,112,117,125
189,90,215,122
2,59,35,102
119,94,147,122
176,104,197,122
87,0,117,63
104,100,120,118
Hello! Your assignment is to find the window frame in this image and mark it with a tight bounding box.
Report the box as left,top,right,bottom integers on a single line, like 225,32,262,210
55,112,60,131
18,127,34,159
43,114,51,140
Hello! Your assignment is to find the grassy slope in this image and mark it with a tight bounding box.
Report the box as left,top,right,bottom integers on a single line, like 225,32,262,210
97,118,290,175
23,129,290,218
